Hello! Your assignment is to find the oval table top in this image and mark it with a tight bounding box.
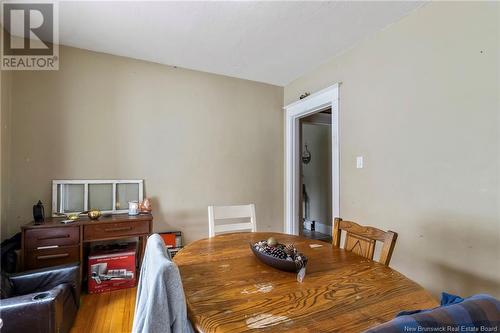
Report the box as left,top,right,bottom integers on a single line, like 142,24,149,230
174,232,438,333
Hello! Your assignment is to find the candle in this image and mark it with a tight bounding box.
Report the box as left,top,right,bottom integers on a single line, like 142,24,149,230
128,201,139,216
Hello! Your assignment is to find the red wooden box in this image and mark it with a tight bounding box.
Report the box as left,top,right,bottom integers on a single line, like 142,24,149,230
88,242,136,294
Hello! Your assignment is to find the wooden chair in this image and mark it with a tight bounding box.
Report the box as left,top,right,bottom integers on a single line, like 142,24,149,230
208,204,257,237
332,217,397,266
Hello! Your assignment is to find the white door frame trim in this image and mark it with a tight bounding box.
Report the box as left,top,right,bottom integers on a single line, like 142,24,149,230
283,83,340,235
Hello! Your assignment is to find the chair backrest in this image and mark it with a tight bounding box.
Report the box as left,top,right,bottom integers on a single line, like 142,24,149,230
332,217,397,266
133,234,193,333
208,204,256,237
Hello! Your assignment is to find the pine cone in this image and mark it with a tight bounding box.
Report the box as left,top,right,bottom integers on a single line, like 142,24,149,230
284,244,295,256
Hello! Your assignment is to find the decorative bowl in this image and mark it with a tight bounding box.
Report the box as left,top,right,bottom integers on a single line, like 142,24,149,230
67,213,80,221
250,243,307,273
87,209,102,220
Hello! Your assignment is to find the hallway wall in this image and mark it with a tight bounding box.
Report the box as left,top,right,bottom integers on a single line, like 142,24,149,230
302,122,332,234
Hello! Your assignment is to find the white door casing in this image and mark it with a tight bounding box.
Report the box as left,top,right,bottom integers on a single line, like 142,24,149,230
283,83,340,235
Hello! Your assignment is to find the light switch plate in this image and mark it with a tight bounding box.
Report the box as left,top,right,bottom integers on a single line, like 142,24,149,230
356,156,363,169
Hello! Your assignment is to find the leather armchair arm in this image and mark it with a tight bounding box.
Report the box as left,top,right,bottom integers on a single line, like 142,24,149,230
10,262,80,303
0,285,65,333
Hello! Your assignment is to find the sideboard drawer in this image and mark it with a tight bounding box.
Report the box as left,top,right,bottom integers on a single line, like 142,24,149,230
84,221,149,241
24,245,80,269
25,227,80,250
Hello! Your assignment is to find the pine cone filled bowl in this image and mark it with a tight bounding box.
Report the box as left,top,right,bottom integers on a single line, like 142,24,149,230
250,237,307,273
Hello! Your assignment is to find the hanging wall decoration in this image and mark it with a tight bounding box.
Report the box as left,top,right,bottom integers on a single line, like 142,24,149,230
302,144,311,164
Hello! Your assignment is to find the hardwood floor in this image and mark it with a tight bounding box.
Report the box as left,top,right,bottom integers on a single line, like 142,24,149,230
71,287,136,333
300,229,332,242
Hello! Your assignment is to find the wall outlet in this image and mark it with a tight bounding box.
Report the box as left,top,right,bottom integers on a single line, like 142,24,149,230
356,156,363,169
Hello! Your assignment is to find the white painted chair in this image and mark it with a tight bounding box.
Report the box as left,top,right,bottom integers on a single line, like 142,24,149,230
208,204,257,237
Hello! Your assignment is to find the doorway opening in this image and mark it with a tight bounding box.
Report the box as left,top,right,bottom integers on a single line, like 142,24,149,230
283,83,340,238
299,109,332,242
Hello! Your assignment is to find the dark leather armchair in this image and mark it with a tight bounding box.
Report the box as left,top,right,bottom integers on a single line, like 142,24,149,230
0,263,80,333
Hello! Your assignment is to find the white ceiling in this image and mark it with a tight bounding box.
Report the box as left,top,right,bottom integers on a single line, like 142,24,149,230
55,1,423,86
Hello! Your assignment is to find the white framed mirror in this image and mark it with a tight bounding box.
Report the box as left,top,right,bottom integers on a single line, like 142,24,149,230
52,180,144,216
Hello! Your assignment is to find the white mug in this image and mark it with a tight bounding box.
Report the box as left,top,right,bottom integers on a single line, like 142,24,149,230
128,201,139,216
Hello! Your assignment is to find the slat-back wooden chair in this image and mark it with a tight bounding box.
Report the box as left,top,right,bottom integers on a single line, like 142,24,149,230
332,217,398,266
208,204,257,237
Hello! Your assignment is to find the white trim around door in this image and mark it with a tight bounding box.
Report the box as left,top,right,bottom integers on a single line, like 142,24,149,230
283,83,340,235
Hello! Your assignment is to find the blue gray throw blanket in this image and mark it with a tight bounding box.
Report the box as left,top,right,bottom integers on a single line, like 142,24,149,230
132,234,194,333
365,293,500,332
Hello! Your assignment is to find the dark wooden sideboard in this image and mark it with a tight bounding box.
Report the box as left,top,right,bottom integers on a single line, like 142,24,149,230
21,214,153,276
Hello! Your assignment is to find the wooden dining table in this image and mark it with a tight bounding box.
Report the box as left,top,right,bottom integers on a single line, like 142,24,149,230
174,232,438,333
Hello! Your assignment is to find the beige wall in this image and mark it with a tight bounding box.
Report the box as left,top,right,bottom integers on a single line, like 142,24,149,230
2,45,284,243
1,68,12,240
285,2,499,297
